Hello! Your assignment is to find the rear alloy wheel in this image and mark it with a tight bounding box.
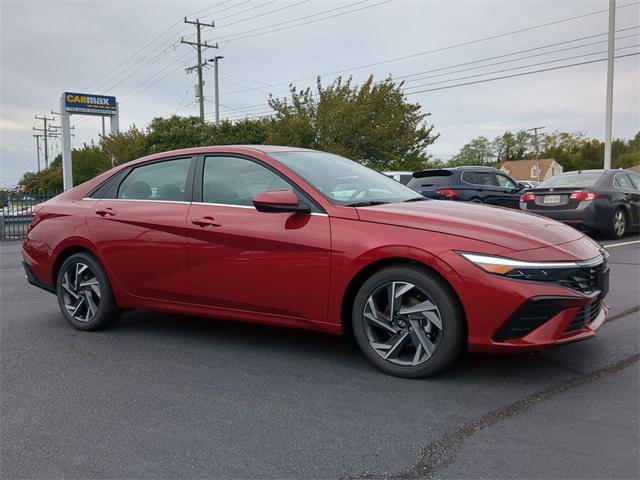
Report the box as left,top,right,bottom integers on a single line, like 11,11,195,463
352,266,464,378
56,252,120,330
608,208,626,239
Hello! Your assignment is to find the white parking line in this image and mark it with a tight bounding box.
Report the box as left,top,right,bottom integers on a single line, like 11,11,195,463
604,240,640,248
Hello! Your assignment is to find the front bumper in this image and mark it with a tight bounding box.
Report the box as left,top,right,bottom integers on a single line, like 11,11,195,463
441,249,609,353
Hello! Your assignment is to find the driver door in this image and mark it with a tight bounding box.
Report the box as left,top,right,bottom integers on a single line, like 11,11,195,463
186,155,332,326
494,173,522,209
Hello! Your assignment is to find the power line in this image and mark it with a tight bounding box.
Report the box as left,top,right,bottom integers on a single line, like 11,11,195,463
84,21,186,92
209,0,392,43
85,0,239,92
220,2,640,96
215,0,280,22
397,26,639,83
404,44,639,91
405,33,640,88
405,51,640,95
215,0,313,29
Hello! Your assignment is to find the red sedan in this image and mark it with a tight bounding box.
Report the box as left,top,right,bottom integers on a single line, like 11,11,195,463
23,146,609,377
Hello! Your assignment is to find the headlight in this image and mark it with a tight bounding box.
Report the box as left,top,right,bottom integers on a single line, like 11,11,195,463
458,252,604,280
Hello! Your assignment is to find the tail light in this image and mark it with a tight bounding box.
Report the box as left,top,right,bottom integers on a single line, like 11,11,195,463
435,188,459,198
27,206,44,233
570,191,599,201
520,192,536,202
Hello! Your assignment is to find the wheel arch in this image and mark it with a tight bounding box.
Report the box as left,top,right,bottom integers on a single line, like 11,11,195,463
340,256,467,338
51,244,99,288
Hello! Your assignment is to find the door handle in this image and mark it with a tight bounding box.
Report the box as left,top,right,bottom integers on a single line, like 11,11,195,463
96,208,117,217
191,216,221,227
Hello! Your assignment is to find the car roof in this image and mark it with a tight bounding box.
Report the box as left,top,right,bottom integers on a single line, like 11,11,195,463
413,166,497,175
555,169,622,175
123,145,317,168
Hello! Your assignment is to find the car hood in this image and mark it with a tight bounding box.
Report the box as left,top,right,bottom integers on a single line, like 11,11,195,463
356,200,585,252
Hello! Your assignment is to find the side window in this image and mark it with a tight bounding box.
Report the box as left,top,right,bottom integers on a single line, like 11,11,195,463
118,158,191,201
203,156,293,206
399,174,413,185
628,172,640,190
463,171,498,186
614,173,634,190
496,174,518,189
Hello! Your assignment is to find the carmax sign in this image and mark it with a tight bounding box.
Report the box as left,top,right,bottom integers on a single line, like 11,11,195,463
64,92,117,115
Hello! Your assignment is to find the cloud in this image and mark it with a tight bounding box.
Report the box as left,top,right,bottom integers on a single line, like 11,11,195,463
1,0,638,184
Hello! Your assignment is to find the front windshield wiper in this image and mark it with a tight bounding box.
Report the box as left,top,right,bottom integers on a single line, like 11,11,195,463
403,197,427,202
346,200,391,207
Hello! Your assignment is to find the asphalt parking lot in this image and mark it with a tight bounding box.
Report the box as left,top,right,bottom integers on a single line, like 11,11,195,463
1,235,638,479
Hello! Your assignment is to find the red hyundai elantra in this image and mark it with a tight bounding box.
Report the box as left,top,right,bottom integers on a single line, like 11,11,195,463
23,146,609,377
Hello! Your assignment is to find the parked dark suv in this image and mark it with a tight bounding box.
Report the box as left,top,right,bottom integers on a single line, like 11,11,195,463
519,169,640,238
407,167,523,209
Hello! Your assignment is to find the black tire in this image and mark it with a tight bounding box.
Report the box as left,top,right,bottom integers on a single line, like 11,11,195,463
606,207,627,239
470,198,483,203
352,265,465,378
55,252,121,331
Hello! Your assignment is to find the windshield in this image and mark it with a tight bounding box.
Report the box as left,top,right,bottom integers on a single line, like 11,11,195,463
270,151,422,206
538,172,602,188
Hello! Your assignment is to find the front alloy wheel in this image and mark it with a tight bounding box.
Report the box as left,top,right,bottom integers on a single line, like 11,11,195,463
352,266,464,378
363,281,443,366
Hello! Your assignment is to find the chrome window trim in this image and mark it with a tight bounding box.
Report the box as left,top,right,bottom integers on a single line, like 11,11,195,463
82,198,191,205
193,201,329,216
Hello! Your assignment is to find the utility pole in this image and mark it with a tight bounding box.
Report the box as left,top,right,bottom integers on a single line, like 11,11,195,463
526,126,545,182
33,131,61,170
181,17,217,123
604,0,616,169
33,135,42,172
33,115,56,169
209,56,224,125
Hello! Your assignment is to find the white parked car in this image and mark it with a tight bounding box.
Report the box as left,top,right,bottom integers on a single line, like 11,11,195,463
383,171,414,185
518,180,540,189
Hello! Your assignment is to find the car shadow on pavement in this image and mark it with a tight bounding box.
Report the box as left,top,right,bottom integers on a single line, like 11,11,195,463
107,309,584,385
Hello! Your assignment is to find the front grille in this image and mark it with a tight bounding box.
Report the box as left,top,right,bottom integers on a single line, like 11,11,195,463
558,263,605,294
564,300,601,333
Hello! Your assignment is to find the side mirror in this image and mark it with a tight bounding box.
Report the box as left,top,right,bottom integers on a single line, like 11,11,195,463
252,190,310,214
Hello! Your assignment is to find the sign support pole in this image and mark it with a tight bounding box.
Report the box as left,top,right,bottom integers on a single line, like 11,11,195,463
60,96,73,191
110,102,119,135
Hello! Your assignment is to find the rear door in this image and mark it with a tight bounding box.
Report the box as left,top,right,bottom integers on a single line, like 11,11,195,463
86,156,194,302
615,172,640,227
186,154,332,325
460,170,503,204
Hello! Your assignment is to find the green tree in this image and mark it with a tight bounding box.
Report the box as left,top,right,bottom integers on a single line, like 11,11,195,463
22,145,111,191
101,125,149,165
449,136,496,166
492,130,530,161
267,76,438,170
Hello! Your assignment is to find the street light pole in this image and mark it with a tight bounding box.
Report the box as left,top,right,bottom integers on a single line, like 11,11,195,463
209,56,224,125
604,0,616,169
